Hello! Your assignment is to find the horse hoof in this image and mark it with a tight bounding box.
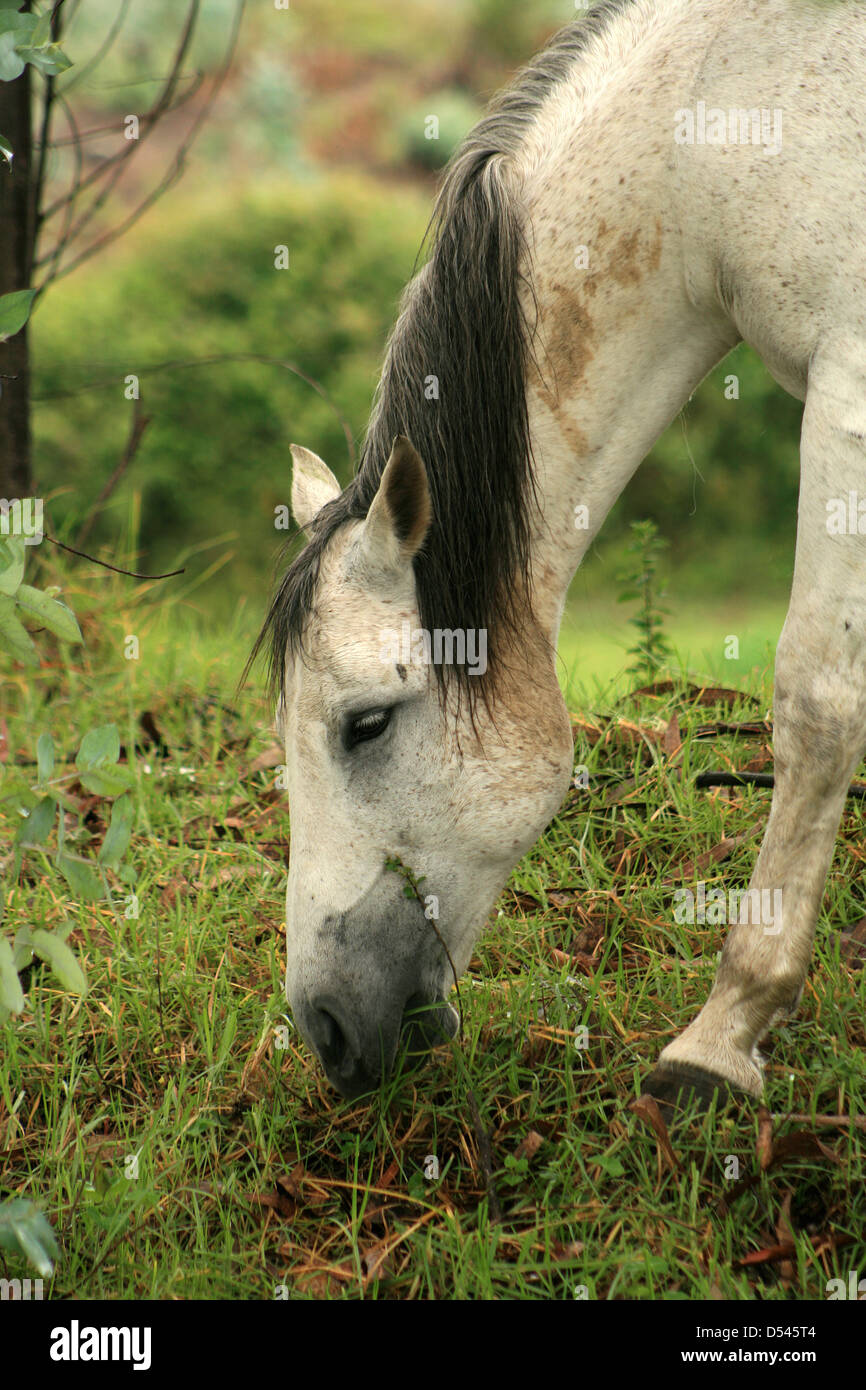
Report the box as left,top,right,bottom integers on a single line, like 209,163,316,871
640,1061,741,1123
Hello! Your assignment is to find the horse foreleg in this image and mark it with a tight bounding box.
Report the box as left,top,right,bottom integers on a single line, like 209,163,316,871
646,333,866,1105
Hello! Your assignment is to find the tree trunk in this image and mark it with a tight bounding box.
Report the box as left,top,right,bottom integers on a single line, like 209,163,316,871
0,59,32,498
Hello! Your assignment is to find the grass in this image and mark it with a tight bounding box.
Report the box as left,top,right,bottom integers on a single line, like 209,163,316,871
1,558,864,1301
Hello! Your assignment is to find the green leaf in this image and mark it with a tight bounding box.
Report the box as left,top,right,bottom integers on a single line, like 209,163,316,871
75,723,131,794
30,926,87,992
8,10,72,76
0,593,38,666
13,926,34,971
14,584,82,643
15,794,54,847
0,287,35,341
0,936,24,1013
17,42,71,77
76,724,120,771
55,854,103,903
0,9,38,34
98,794,134,868
0,30,24,81
0,534,25,595
78,764,133,797
0,132,12,165
37,731,54,784
0,7,36,83
0,1198,58,1278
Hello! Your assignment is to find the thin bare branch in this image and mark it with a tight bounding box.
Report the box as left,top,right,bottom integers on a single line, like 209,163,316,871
30,87,54,245
62,0,131,94
44,534,184,579
41,1,245,287
33,91,83,299
38,75,203,148
33,69,206,267
39,0,202,224
28,1,68,276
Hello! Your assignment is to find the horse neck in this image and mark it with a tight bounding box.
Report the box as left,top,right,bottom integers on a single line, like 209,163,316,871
511,0,741,647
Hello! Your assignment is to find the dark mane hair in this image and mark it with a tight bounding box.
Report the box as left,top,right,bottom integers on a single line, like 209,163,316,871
250,4,631,712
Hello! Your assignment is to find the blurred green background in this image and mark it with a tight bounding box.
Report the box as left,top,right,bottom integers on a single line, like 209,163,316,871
31,0,798,703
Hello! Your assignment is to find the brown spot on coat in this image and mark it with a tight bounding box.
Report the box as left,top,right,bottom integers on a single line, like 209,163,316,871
607,220,664,286
534,278,596,408
608,229,643,286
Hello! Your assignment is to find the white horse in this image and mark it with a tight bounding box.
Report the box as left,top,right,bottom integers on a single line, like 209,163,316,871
255,0,866,1102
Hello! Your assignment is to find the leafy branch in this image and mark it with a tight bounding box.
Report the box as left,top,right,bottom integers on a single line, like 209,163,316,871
616,519,674,684
0,721,136,1023
0,531,82,665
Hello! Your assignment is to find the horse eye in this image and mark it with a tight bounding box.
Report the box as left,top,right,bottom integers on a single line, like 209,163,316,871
345,707,392,750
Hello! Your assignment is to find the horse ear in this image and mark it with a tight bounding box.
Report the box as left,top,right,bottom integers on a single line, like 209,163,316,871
290,444,341,528
358,436,432,574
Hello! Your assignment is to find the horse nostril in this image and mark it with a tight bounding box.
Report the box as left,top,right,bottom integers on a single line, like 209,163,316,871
314,1008,347,1069
305,1002,380,1099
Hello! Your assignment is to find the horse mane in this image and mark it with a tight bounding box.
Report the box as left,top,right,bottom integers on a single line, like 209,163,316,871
250,3,633,714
